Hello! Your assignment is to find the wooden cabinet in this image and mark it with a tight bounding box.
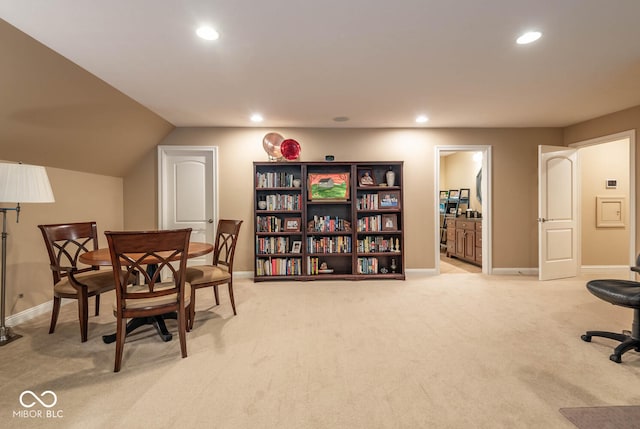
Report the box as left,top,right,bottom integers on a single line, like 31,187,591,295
254,161,405,281
446,217,481,266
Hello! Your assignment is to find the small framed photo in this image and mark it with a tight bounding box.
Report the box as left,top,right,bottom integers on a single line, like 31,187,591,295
358,169,376,186
291,240,302,253
449,189,459,199
284,218,301,232
459,188,470,199
439,190,449,199
382,214,398,231
378,190,400,209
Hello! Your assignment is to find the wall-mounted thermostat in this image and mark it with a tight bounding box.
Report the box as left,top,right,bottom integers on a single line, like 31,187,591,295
606,179,617,189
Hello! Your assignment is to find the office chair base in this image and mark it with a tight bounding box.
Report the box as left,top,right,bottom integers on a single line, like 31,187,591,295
581,330,640,363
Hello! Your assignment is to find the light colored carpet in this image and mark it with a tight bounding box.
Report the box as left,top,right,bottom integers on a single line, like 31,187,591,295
1,272,639,428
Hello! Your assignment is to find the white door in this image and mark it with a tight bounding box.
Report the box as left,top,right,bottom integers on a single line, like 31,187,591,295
538,145,578,280
158,146,217,266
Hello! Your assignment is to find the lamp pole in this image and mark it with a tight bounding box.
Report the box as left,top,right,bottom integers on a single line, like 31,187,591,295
0,206,22,345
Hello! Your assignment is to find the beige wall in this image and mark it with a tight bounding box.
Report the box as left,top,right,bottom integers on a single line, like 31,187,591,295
564,105,639,257
1,166,124,315
124,127,563,272
579,139,629,265
441,151,483,213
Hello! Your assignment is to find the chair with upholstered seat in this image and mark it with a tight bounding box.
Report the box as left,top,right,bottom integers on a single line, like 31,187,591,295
185,219,242,329
105,228,192,372
581,278,640,363
39,222,119,342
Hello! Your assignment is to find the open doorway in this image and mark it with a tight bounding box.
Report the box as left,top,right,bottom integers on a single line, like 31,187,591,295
435,146,492,275
570,130,636,278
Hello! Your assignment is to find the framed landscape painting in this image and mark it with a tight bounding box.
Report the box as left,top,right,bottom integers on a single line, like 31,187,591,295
308,172,350,200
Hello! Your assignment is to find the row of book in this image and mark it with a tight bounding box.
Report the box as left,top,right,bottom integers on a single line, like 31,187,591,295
260,194,302,211
356,194,379,210
307,215,351,232
357,236,398,253
307,236,352,254
357,215,384,232
256,257,302,276
256,172,298,188
256,236,290,254
357,257,379,274
256,215,283,232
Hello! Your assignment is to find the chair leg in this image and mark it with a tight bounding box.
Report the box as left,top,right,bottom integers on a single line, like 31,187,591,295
114,317,127,373
78,289,89,342
178,308,188,359
611,338,640,363
228,281,237,316
189,286,197,331
49,296,61,334
213,285,220,305
95,294,100,316
185,303,191,332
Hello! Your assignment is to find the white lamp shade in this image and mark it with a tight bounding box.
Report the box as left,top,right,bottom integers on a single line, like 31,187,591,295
0,162,55,203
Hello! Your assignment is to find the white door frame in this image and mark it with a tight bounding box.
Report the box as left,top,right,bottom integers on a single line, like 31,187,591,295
435,145,492,274
569,130,636,278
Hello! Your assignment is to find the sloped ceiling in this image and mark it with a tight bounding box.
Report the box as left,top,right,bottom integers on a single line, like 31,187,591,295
0,20,174,177
2,1,640,130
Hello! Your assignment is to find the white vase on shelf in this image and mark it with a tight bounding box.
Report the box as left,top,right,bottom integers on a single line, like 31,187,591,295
385,168,395,187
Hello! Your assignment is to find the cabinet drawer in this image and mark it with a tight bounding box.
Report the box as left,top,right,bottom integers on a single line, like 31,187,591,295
446,228,455,240
455,220,475,230
475,246,482,263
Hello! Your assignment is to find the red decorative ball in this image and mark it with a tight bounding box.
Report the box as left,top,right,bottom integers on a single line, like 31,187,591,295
280,139,301,160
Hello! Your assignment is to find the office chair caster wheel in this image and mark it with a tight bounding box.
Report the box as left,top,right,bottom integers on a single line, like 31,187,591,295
581,334,591,342
609,354,622,363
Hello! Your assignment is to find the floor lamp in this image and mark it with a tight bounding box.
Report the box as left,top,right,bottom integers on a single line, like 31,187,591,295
0,162,55,346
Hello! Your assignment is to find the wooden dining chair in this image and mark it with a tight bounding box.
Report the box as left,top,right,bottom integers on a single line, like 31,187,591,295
105,228,192,372
38,222,120,342
185,219,242,329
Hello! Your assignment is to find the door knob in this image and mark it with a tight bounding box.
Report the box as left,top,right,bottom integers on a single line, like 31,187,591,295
208,219,214,223
537,218,547,223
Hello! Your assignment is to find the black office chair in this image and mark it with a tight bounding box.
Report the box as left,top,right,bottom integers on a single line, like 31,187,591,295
581,258,640,363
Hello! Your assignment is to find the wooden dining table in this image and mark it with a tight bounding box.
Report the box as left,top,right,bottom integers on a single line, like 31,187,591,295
80,241,213,344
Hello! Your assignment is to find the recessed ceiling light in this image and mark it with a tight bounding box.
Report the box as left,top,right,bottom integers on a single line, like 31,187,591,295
333,116,350,122
250,113,264,123
415,115,429,123
196,26,220,41
516,31,541,45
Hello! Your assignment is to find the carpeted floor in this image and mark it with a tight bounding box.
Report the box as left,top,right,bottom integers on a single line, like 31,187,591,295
1,272,639,428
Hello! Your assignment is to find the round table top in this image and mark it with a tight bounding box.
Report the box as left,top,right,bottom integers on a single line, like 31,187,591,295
79,242,214,266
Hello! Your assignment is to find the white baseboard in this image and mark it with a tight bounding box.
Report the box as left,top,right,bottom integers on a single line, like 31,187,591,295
5,299,71,327
406,268,438,278
490,268,539,276
234,271,254,279
580,265,630,277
